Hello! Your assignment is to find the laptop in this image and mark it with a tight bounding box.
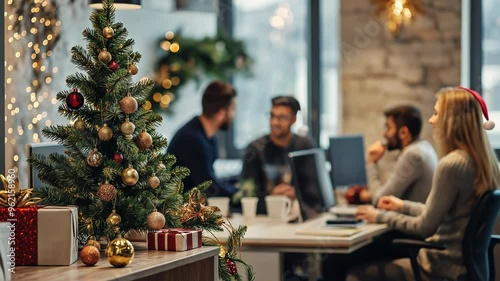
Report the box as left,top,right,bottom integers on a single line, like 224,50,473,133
288,148,335,222
27,142,66,190
328,135,367,188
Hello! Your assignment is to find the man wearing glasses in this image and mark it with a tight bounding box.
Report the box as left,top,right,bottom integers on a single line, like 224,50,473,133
240,96,314,215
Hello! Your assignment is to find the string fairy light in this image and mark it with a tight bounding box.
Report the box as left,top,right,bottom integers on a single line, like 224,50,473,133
4,0,62,170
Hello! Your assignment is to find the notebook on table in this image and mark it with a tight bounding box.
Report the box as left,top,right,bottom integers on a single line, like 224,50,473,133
295,227,360,237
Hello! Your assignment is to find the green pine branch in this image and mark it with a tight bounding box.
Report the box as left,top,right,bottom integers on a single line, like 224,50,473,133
70,46,95,71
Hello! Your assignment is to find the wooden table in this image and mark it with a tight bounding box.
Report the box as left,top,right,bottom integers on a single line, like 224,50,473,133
216,213,387,253
12,243,219,281
214,213,388,281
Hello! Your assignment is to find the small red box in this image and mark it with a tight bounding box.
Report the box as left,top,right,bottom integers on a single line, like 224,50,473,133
0,206,41,265
147,228,202,251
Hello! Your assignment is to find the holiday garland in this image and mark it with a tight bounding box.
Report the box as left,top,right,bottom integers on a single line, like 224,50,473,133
147,31,252,112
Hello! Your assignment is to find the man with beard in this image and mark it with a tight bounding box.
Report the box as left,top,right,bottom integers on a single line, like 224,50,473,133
364,105,438,205
167,81,237,198
240,96,314,214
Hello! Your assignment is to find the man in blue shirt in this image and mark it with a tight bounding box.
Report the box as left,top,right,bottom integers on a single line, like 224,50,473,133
167,81,237,198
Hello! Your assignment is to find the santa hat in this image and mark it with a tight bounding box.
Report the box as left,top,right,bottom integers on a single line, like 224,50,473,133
457,86,496,130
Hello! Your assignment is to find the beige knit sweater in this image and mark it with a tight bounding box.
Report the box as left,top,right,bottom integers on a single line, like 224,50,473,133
377,150,476,280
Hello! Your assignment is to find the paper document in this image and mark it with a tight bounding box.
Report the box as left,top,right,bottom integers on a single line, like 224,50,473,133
296,227,360,237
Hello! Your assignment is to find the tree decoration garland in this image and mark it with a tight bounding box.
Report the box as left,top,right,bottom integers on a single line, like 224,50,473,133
147,31,252,112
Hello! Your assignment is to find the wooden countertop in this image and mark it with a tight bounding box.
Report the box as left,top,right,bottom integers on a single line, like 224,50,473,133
12,243,219,281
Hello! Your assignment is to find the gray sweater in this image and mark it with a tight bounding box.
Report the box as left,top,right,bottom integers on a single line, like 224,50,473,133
376,150,476,280
367,139,438,205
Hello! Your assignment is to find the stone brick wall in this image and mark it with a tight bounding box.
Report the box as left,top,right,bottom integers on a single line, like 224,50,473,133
340,0,462,146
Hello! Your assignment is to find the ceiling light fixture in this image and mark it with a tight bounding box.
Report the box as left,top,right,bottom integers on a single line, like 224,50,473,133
89,0,142,10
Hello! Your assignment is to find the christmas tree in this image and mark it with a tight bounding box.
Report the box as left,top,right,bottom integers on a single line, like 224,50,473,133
28,1,254,278
28,0,186,241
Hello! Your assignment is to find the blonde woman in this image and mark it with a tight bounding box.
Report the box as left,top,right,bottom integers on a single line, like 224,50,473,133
350,87,500,281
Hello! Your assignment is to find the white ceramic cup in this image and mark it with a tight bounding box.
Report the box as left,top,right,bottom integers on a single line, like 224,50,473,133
208,197,230,217
265,195,292,221
241,197,258,221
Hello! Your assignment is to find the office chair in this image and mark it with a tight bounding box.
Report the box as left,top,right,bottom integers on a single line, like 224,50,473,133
391,190,500,281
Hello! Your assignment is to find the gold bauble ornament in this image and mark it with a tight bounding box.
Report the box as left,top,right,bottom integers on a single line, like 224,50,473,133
128,63,138,75
97,181,117,202
119,94,138,114
86,148,103,167
105,234,134,268
87,237,101,251
80,245,100,266
147,208,166,230
120,119,135,140
103,26,114,39
135,130,153,150
122,164,139,186
74,118,86,130
147,173,160,189
158,161,166,170
98,123,113,141
98,48,112,63
106,209,122,226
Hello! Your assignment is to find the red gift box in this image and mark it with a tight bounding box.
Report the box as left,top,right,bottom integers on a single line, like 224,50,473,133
147,228,202,251
0,206,42,265
0,206,78,266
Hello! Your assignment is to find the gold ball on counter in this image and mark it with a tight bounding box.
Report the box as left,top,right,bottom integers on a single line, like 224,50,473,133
80,245,100,266
98,123,113,141
122,165,139,186
105,235,134,268
147,174,160,189
146,209,166,230
103,26,114,39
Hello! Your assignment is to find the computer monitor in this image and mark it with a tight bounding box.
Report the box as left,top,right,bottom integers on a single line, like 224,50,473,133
27,142,66,190
288,148,335,222
328,135,367,188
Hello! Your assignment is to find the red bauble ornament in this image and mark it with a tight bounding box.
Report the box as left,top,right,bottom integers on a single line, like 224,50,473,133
108,61,119,71
113,152,123,163
80,245,100,266
66,89,84,110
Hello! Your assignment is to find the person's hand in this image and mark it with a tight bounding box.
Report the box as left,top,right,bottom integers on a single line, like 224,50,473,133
271,183,296,200
355,205,379,223
367,141,386,163
359,189,372,203
377,195,404,212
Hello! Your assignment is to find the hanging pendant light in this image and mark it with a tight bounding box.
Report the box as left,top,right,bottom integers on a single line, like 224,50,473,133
371,0,424,37
89,0,142,10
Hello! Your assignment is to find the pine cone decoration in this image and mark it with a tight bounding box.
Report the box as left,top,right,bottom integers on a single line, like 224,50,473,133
226,258,237,275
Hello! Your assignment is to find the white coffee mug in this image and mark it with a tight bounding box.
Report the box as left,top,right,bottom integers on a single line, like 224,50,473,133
241,197,258,221
208,197,230,217
265,195,291,221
